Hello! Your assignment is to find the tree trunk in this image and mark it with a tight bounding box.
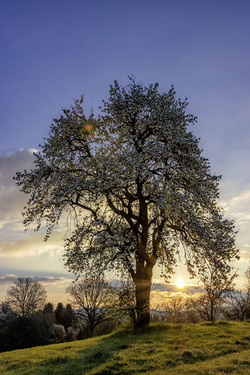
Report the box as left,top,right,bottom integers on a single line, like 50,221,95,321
134,261,152,328
210,301,215,323
88,322,94,338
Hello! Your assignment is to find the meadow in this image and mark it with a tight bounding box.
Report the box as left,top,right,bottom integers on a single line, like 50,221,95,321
0,321,250,375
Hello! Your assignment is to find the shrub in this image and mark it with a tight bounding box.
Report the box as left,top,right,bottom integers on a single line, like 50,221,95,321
51,323,66,343
0,313,51,352
93,318,117,337
66,326,77,342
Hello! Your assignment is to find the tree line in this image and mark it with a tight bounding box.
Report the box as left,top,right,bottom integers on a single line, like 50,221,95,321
0,276,132,352
0,264,250,352
0,278,77,352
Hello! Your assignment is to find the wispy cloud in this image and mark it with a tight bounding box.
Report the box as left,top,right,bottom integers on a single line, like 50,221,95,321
0,149,36,228
0,149,68,260
222,190,250,221
220,190,250,261
0,230,64,258
0,274,76,304
0,274,74,285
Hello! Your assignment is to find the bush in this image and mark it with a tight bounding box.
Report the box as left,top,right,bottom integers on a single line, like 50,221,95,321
0,313,51,352
66,326,77,342
93,318,117,336
51,323,66,343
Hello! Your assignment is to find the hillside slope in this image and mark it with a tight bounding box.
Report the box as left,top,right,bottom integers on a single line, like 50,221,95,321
0,322,250,374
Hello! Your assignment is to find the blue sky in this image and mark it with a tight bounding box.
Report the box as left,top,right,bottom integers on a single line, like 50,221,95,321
0,0,250,304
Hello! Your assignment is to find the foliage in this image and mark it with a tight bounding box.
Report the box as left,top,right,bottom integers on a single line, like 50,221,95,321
158,294,188,323
54,302,76,330
5,277,47,316
225,291,250,321
225,263,250,321
43,302,54,315
0,322,250,374
65,326,77,342
195,264,237,322
15,78,239,328
189,293,222,322
0,312,51,352
0,303,16,326
114,278,137,326
43,302,56,327
64,304,76,329
0,300,76,352
244,262,250,318
92,318,117,337
55,303,65,325
51,324,66,343
67,276,115,337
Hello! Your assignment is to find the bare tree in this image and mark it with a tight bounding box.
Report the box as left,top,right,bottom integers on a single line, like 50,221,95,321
195,265,237,322
190,293,222,322
67,276,114,337
158,294,187,323
114,278,137,326
225,290,249,321
5,277,47,316
244,262,250,319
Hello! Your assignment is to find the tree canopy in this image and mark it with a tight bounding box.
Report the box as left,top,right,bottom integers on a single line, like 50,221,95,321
67,276,114,337
5,277,47,316
15,78,239,327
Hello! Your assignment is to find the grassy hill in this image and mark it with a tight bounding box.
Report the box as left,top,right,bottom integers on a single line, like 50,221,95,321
0,321,250,374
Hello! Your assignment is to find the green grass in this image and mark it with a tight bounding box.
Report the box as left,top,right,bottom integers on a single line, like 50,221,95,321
1,321,250,374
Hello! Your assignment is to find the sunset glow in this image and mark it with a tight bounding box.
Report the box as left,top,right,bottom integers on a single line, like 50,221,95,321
175,278,186,289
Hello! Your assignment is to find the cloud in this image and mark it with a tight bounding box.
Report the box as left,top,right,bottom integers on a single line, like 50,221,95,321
222,190,250,219
150,285,201,308
151,283,199,294
0,149,37,227
219,190,250,260
0,149,69,260
0,224,65,258
0,274,74,285
0,148,37,184
0,274,75,304
0,274,19,284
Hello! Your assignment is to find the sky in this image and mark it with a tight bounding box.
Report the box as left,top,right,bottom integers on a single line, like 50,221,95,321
0,0,250,306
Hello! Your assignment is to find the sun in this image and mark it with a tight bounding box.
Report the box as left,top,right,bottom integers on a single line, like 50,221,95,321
175,278,186,289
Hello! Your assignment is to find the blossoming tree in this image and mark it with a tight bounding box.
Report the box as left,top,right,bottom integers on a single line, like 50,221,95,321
15,78,239,327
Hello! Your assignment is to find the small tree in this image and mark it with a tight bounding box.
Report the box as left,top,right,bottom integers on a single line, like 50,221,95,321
5,277,47,316
225,290,249,321
244,262,250,318
55,303,65,325
43,302,54,315
43,302,56,327
0,302,16,325
64,304,76,329
114,278,137,326
15,78,239,328
158,294,187,323
51,323,66,343
195,264,237,322
0,313,51,352
67,276,114,337
54,302,75,329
